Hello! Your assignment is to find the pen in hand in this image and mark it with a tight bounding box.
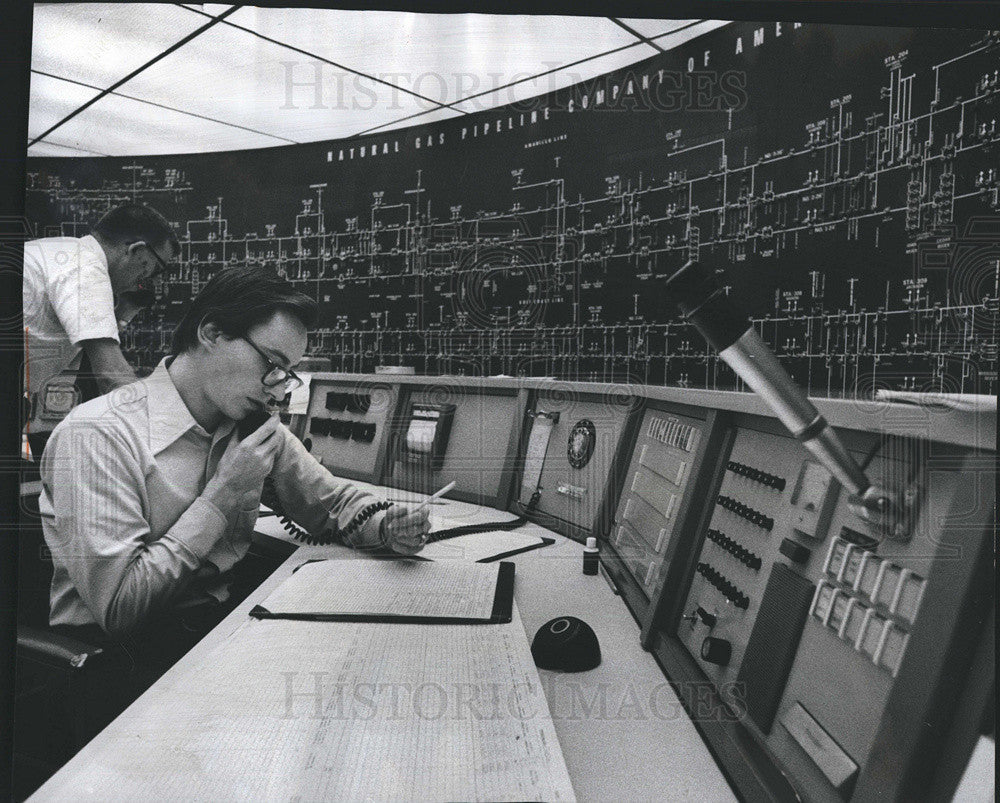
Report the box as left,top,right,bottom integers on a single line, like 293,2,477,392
415,481,456,544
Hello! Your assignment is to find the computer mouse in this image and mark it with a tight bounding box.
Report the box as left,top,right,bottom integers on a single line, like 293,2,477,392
531,616,601,672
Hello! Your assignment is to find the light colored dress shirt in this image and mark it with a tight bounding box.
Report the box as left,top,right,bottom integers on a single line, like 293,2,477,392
23,234,119,399
39,357,389,635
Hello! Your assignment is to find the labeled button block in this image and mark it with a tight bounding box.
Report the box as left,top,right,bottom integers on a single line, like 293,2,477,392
858,613,889,660
827,592,850,632
893,571,926,625
812,582,836,623
857,554,882,600
824,539,849,578
879,624,909,676
841,546,864,586
842,600,868,645
875,563,903,610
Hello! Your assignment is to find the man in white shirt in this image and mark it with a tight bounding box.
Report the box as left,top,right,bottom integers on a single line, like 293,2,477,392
23,203,179,454
40,266,429,650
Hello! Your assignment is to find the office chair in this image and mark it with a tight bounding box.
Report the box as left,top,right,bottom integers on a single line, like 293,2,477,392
12,492,131,801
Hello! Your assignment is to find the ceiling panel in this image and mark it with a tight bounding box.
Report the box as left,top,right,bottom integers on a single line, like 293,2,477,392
116,20,468,144
615,18,702,40
27,71,103,142
31,3,212,90
26,139,109,158
47,91,288,156
449,42,659,115
226,8,640,110
28,5,721,155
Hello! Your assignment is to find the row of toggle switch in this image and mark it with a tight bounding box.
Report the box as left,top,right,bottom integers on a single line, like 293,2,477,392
697,562,750,609
726,461,786,491
705,529,762,570
717,495,774,531
310,417,377,442
325,392,371,413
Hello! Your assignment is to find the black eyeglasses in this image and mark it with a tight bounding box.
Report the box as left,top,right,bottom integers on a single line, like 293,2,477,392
242,335,303,393
137,241,173,278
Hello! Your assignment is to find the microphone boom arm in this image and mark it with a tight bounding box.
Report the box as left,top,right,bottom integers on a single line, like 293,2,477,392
664,260,913,541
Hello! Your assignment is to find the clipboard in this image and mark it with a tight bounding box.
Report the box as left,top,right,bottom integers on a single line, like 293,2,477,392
250,560,515,625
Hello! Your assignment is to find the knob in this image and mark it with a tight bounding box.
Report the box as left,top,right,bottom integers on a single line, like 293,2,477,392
701,636,732,666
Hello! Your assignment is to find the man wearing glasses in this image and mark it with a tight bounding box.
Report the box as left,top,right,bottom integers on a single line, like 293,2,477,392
38,265,430,675
23,202,179,457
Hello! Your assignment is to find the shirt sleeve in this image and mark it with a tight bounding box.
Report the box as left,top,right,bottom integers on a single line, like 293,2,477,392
268,426,389,550
45,243,119,346
41,419,229,635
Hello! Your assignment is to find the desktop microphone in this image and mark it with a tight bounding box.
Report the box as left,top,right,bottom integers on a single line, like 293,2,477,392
663,260,912,540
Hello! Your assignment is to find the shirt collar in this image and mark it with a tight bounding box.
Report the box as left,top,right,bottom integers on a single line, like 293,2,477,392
145,357,236,455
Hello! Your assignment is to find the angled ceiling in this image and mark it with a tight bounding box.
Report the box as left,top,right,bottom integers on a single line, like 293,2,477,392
28,3,727,156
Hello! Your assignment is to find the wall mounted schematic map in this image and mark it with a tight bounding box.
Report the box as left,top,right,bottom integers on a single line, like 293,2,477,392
25,22,999,397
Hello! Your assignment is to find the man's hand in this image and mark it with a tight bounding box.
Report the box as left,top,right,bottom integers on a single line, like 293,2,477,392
204,415,281,512
114,292,151,333
379,504,431,555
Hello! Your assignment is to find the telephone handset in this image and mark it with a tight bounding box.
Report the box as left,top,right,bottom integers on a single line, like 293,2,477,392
238,409,393,545
237,408,273,439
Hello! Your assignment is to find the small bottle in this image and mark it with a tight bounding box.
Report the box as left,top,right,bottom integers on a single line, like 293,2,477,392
583,537,599,575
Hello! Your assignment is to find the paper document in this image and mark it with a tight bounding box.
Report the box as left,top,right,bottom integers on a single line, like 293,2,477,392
257,558,505,620
36,613,576,801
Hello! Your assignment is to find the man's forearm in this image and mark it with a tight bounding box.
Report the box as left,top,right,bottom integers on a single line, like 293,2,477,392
270,428,390,548
81,338,137,394
93,350,136,395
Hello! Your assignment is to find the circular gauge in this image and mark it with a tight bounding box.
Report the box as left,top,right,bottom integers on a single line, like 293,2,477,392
568,419,596,469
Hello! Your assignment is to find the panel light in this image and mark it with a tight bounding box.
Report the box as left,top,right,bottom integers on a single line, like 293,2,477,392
28,72,102,143
26,139,109,158
31,3,210,90
49,91,288,155
118,21,470,145
651,20,731,49
228,9,639,111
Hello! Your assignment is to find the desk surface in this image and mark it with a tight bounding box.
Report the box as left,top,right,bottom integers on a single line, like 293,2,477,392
32,489,734,802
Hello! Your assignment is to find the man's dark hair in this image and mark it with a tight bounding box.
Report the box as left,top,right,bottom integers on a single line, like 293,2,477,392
92,203,180,253
171,266,318,355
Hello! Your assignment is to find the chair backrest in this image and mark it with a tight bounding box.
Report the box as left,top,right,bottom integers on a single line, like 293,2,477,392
18,492,54,628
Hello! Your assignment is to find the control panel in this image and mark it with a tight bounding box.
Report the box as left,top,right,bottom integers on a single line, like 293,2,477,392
677,425,834,691
295,373,994,801
519,389,634,538
608,405,708,603
303,379,398,483
655,414,992,801
388,386,523,507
